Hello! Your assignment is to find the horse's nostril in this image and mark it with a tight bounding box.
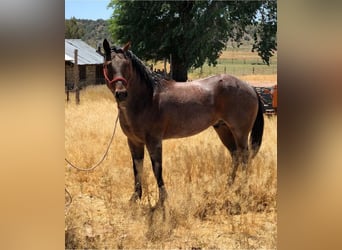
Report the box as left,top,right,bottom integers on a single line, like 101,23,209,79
115,91,128,101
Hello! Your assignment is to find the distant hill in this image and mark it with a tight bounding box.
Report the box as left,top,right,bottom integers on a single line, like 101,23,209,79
68,18,112,49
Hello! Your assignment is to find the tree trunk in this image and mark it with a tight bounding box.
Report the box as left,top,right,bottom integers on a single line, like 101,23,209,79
171,58,188,82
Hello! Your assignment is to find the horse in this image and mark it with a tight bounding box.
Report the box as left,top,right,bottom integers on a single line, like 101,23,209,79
102,39,264,206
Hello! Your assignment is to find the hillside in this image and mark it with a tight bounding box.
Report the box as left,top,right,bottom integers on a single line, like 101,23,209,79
69,18,112,49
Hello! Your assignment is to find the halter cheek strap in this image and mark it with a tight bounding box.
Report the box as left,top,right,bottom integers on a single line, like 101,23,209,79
103,63,128,87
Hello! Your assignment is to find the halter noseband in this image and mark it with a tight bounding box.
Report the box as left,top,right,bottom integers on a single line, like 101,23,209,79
103,61,128,87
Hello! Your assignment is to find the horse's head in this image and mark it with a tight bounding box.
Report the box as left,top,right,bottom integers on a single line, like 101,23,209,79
103,39,131,102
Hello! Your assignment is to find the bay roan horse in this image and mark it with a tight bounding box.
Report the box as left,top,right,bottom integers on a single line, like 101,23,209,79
103,39,264,206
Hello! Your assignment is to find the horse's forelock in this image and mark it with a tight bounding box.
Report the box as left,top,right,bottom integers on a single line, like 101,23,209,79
111,46,124,54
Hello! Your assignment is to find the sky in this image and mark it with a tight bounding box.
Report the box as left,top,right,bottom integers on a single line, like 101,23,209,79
65,0,113,20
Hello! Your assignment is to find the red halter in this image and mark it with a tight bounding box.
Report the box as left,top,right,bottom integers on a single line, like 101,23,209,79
103,63,128,87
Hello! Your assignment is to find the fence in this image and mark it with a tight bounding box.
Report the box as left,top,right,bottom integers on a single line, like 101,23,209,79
189,57,277,79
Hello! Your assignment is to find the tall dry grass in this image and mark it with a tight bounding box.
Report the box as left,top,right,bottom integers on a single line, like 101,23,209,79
65,85,277,249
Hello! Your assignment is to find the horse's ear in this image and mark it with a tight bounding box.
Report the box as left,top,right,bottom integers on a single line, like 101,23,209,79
122,41,131,52
103,39,111,59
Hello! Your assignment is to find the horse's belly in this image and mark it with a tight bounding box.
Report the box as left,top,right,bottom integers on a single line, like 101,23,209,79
159,90,217,139
163,114,215,139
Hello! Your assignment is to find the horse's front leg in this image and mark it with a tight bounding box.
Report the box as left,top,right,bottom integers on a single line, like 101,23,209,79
127,139,145,203
146,136,167,206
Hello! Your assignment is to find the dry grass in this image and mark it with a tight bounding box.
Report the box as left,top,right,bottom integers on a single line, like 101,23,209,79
220,50,260,60
240,75,277,87
65,85,277,249
220,47,277,61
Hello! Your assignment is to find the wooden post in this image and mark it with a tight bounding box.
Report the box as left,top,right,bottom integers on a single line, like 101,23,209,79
163,57,167,78
73,49,80,104
169,54,172,79
66,88,69,101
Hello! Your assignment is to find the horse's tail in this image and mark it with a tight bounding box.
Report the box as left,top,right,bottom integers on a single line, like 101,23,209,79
250,91,264,158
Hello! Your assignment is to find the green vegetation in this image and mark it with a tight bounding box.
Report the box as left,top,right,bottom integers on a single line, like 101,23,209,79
65,0,277,82
189,44,277,79
65,17,84,39
108,0,277,81
65,17,111,48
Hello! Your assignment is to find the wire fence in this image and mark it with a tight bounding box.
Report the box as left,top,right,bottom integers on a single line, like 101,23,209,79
189,57,277,79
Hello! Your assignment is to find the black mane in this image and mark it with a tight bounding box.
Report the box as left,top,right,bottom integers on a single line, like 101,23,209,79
111,46,165,91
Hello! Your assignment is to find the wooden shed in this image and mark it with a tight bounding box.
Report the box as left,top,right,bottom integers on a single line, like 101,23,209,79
65,39,104,89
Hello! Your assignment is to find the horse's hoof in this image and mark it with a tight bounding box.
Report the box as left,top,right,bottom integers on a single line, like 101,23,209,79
227,177,234,186
129,192,140,203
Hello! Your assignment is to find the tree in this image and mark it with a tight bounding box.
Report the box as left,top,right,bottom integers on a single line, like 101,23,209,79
108,0,276,81
65,17,84,39
252,0,277,65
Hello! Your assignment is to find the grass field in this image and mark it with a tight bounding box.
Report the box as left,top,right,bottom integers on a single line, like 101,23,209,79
153,44,277,86
65,81,277,249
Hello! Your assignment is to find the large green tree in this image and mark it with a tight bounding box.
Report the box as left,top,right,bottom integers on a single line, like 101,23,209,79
108,0,276,81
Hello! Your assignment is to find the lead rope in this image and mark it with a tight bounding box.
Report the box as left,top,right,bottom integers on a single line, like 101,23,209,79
65,114,119,171
65,114,119,209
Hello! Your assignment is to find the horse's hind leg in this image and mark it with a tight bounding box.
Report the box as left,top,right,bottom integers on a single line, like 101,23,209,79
213,121,236,152
213,121,250,185
213,122,239,185
234,132,250,184
128,139,145,202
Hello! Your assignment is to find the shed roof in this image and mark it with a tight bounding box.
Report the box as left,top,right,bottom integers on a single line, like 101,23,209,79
65,39,103,65
65,54,74,61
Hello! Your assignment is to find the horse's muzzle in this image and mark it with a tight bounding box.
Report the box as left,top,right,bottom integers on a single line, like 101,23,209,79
115,90,128,102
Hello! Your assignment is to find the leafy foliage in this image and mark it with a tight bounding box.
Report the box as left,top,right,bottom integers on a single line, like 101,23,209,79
108,0,276,81
252,0,277,65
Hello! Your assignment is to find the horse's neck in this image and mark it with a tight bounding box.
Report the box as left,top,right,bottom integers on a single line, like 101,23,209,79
117,74,153,132
119,75,153,117
127,73,153,108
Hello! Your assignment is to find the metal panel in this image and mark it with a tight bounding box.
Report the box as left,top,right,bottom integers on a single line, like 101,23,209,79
65,39,103,65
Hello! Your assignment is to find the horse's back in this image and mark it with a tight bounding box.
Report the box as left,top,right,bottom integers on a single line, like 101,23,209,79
154,74,258,139
217,74,256,93
188,74,258,109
